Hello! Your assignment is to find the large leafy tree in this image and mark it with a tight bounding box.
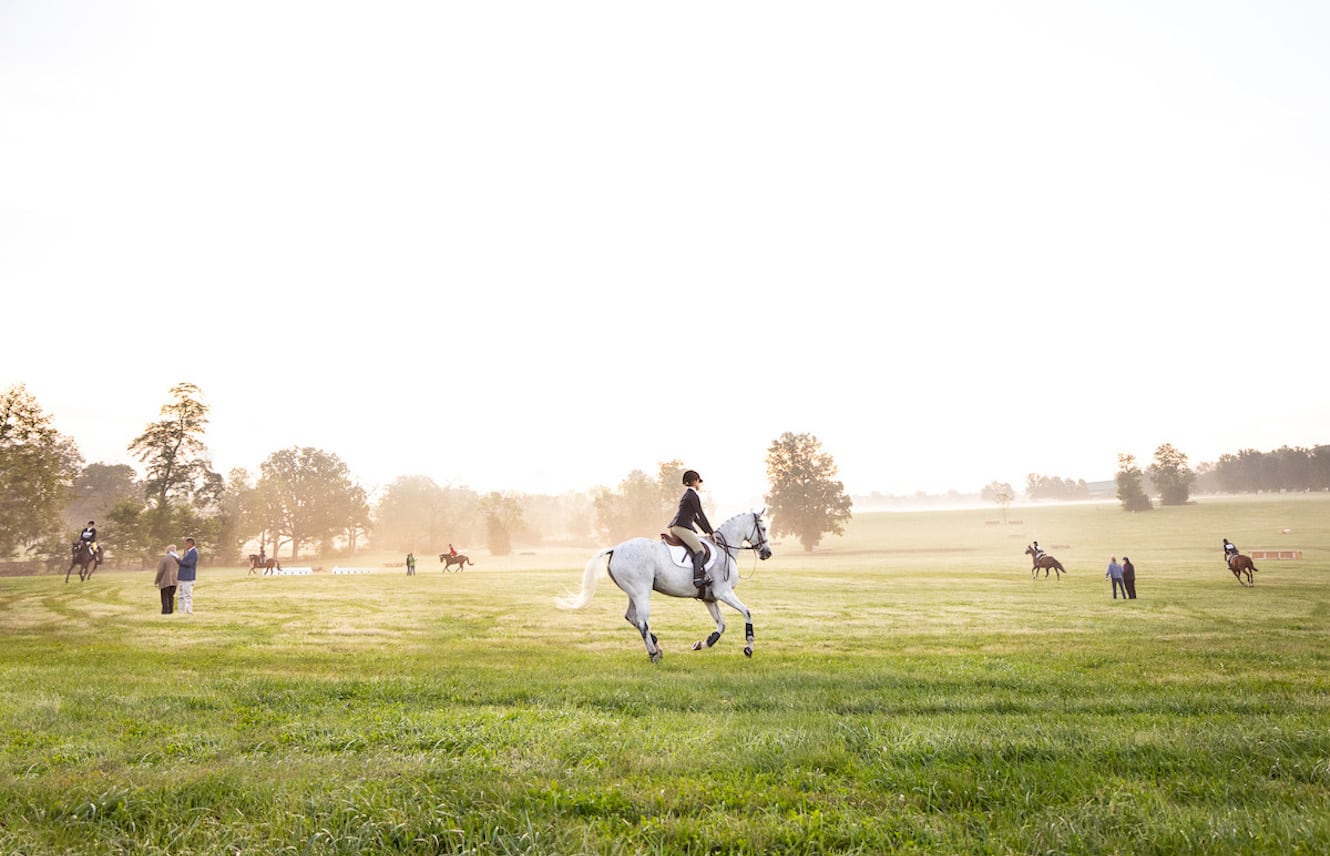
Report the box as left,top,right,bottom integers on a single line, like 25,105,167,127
765,432,852,552
1116,453,1153,512
1148,443,1196,506
127,382,219,544
0,384,83,557
257,447,365,558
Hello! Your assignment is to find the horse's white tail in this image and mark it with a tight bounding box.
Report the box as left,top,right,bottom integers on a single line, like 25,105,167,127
555,549,610,610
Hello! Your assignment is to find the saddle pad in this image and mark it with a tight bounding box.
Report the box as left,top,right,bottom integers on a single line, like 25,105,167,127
665,541,722,573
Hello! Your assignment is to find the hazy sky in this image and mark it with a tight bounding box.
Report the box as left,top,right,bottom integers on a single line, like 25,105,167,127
3,1,1328,511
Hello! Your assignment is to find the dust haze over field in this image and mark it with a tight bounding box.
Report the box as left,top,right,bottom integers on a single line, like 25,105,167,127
3,3,1328,508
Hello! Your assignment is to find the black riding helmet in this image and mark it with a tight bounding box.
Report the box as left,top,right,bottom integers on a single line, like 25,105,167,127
682,470,701,485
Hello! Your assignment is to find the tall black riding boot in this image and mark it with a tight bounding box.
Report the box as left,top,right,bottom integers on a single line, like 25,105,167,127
692,551,708,588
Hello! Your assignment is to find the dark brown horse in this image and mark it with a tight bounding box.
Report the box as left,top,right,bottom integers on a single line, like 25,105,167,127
249,554,281,575
439,553,473,572
1025,546,1066,579
65,541,103,583
1227,554,1259,587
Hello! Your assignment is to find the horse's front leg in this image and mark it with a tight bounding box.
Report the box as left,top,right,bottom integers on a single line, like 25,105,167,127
692,601,726,651
713,591,755,658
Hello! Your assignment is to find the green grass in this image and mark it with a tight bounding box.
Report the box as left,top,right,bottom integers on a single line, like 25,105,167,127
3,494,1329,854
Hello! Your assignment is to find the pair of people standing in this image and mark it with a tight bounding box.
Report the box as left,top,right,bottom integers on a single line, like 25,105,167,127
155,538,199,614
1105,556,1137,599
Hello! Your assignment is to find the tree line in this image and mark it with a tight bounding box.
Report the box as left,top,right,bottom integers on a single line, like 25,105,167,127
2,384,855,566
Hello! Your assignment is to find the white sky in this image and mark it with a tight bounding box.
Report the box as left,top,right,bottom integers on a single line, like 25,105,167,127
3,1,1328,511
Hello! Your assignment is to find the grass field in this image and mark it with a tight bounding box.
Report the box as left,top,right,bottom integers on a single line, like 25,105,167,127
3,494,1329,854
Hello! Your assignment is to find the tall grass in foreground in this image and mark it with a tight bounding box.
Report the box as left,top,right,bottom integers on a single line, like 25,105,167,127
2,494,1329,854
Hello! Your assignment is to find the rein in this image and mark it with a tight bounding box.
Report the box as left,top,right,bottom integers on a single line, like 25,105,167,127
714,512,768,579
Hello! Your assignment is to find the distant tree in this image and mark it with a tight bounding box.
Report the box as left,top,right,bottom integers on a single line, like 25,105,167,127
765,432,853,551
654,459,686,511
480,491,526,556
373,476,481,552
257,447,364,558
984,481,1014,524
1116,453,1153,512
0,384,83,557
981,481,1015,504
591,460,686,543
64,463,141,533
213,467,258,564
1148,443,1196,506
1025,474,1091,502
127,382,219,544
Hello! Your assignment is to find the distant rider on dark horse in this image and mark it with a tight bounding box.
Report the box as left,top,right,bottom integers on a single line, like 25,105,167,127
1030,541,1046,561
1223,538,1240,568
668,470,715,590
77,520,100,561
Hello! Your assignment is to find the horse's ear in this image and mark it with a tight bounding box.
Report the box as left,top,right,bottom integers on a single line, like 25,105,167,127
757,507,767,518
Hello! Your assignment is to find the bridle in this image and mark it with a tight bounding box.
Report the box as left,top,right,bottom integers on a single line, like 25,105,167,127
715,512,769,560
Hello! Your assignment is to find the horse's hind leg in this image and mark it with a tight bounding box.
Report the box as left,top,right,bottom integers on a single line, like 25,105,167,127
692,601,726,651
624,597,661,662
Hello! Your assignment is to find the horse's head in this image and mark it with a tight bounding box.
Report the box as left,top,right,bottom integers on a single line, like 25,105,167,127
749,510,772,560
1024,545,1034,556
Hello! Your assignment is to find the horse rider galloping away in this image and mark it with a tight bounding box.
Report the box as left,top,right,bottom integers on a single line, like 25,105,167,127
1223,538,1239,567
669,470,714,589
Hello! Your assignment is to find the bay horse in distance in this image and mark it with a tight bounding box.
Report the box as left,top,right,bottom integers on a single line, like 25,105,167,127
439,553,473,572
1025,545,1066,579
65,541,103,583
249,554,281,575
1227,554,1259,587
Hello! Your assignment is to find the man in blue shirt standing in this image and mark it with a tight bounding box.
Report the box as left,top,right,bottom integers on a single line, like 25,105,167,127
177,537,199,614
1105,556,1126,600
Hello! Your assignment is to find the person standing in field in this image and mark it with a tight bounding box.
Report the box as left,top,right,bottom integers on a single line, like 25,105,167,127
1121,555,1137,599
155,544,179,614
1105,556,1126,600
668,469,715,589
177,537,199,614
406,552,416,575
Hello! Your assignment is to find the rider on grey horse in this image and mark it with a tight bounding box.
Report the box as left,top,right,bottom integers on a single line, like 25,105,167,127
668,470,714,589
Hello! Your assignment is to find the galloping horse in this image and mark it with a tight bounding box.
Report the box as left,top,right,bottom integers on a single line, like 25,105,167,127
65,541,103,583
1227,554,1259,587
249,554,281,575
557,511,772,661
1025,545,1066,579
439,553,473,571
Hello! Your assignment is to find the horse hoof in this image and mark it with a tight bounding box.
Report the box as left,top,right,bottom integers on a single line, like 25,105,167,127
743,646,753,658
649,651,663,663
692,641,704,651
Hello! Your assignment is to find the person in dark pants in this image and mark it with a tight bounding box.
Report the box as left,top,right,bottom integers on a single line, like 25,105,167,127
155,544,179,614
1122,555,1137,599
1106,556,1127,599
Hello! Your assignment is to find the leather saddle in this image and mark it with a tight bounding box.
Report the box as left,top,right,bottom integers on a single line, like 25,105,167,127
660,533,715,569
